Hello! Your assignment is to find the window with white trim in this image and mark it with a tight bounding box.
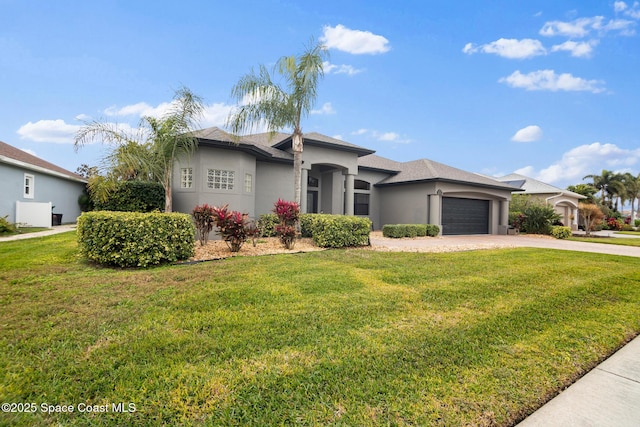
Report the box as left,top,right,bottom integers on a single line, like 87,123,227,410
180,168,193,188
207,169,234,190
244,173,252,193
24,174,34,198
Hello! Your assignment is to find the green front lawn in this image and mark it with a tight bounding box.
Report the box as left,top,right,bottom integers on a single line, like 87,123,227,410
569,236,640,247
1,232,640,426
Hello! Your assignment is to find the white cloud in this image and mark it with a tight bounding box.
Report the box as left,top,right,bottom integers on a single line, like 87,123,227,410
104,101,174,118
551,40,599,58
618,1,640,19
351,128,410,144
615,1,628,13
310,102,336,115
378,132,400,142
540,17,603,37
516,142,640,185
511,125,543,142
17,119,82,144
499,69,605,93
201,103,234,127
320,24,390,54
540,16,636,37
463,38,546,59
322,61,364,76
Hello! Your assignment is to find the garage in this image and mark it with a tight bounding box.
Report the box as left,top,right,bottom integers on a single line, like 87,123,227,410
442,197,489,235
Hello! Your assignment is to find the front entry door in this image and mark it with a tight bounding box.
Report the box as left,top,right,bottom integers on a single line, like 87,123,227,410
307,191,318,213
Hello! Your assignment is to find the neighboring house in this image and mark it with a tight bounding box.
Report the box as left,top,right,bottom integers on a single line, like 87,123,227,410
173,127,521,235
497,173,586,230
0,140,87,227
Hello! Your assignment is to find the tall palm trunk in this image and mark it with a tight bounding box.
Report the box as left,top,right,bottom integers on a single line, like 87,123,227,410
292,132,303,206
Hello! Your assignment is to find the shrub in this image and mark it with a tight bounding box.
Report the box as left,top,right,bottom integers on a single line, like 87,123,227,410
425,224,440,237
192,204,216,246
274,199,300,249
0,215,17,234
93,180,165,212
521,204,561,235
77,211,194,268
305,214,371,248
211,205,252,252
605,217,623,231
621,224,635,232
551,226,572,239
635,219,640,227
578,202,605,236
382,224,426,238
257,213,279,237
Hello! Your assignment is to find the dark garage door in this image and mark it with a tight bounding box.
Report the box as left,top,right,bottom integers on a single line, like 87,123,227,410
442,197,489,235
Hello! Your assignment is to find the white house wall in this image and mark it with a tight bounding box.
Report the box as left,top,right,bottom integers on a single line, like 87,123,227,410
0,162,84,224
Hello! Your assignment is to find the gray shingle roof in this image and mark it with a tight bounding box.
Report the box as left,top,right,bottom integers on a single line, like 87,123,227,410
498,173,586,199
358,154,403,173
192,127,293,162
271,132,375,156
0,140,86,182
376,158,521,190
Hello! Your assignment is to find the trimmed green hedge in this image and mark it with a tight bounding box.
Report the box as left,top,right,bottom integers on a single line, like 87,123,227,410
77,211,195,268
305,214,371,248
257,213,279,237
551,225,572,239
94,180,165,212
382,224,440,238
257,213,371,247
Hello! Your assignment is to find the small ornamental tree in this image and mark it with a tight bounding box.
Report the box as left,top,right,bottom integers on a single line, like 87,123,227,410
192,204,216,246
212,204,251,252
274,199,300,249
579,202,604,236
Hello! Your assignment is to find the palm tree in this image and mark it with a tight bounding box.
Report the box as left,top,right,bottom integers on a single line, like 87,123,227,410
583,169,624,209
622,172,640,220
227,40,328,206
75,87,204,212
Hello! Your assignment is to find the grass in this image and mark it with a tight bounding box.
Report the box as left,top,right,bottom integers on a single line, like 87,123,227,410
0,227,50,237
568,236,640,247
1,232,640,426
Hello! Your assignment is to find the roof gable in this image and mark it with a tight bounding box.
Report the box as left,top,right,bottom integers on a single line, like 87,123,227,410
498,173,586,199
376,158,520,191
0,140,86,182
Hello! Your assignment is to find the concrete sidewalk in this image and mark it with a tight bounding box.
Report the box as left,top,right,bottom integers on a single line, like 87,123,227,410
0,224,76,242
516,335,640,426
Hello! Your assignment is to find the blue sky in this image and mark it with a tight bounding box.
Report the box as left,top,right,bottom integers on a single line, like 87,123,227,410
2,0,639,189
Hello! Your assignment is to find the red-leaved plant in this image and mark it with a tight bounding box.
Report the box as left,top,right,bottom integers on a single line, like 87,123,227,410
274,199,300,249
211,204,253,252
192,204,216,246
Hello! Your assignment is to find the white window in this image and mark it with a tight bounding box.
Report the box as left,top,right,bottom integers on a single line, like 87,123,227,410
207,169,234,190
244,173,252,193
24,174,34,198
180,168,193,188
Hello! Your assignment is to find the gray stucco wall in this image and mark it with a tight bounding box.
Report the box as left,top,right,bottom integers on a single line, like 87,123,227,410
377,181,513,234
173,147,258,217
255,161,294,216
0,163,84,224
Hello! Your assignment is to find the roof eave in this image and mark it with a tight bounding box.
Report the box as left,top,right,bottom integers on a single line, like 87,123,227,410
0,156,87,184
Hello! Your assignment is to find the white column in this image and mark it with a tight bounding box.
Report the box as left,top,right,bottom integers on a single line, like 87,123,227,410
301,168,308,213
345,173,355,216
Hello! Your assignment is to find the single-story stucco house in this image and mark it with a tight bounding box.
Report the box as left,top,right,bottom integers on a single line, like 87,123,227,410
173,127,522,235
0,140,87,227
497,173,586,230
